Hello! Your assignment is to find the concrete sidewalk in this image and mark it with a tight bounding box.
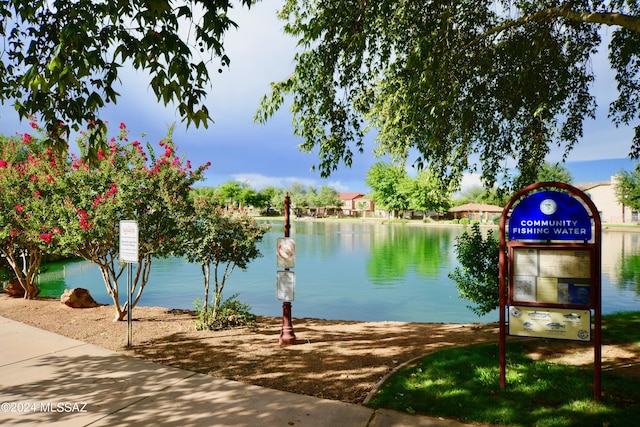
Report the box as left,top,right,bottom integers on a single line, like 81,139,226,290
0,316,475,426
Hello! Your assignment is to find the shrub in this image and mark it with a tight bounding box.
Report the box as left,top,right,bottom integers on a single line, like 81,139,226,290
460,218,470,224
194,293,257,330
448,223,500,316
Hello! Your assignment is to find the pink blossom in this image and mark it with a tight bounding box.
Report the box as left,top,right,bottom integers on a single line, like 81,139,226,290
0,159,7,167
107,183,117,196
120,122,126,129
75,208,91,230
39,233,53,243
15,205,24,214
29,122,38,129
9,229,18,237
97,148,105,161
23,133,33,144
33,191,41,199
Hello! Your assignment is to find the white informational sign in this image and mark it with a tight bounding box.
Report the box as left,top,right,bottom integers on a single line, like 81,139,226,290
276,270,295,301
119,220,139,264
277,237,295,269
508,305,591,341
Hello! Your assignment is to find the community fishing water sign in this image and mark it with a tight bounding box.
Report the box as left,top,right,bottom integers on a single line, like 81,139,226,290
508,190,592,241
498,182,603,401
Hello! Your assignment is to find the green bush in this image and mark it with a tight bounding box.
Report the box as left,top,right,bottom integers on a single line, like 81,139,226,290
194,294,257,330
459,218,470,224
448,223,500,316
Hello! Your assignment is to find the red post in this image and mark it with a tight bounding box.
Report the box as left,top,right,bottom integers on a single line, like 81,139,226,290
279,193,296,345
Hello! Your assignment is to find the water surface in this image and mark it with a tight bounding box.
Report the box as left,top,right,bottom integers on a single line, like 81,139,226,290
37,221,640,323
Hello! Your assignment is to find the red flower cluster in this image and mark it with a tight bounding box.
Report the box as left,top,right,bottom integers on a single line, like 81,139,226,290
75,208,91,230
39,233,53,243
93,183,118,207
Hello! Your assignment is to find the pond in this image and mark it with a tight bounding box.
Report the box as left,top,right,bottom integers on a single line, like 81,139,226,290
36,221,640,323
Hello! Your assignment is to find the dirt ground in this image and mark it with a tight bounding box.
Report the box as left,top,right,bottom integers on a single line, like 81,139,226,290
1,294,638,404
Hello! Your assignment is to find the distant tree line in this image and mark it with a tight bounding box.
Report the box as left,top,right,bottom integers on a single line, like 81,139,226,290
190,182,342,215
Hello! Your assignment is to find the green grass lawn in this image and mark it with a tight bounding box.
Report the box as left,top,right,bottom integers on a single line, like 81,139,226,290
366,311,640,427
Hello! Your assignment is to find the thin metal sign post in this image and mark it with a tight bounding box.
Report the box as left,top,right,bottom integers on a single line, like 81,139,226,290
119,220,139,348
278,193,297,345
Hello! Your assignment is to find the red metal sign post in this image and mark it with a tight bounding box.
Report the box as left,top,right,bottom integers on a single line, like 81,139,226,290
279,193,297,345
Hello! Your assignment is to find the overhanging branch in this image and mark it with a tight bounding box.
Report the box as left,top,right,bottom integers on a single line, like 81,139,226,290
467,6,640,49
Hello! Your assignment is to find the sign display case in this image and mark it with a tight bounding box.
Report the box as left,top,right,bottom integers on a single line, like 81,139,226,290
509,246,595,308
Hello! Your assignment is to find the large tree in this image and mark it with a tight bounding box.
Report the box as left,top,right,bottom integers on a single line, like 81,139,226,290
59,124,208,321
365,162,409,218
0,131,67,298
536,161,574,184
0,0,254,152
614,163,640,210
399,170,451,217
257,1,640,191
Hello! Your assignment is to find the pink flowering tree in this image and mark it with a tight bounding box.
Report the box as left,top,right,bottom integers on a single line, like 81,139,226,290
0,130,68,298
59,123,208,321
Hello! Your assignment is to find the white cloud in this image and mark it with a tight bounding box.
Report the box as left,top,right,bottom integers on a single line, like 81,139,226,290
459,173,483,194
231,173,316,190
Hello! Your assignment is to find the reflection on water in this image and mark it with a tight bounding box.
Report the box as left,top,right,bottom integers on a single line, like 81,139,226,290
37,222,640,323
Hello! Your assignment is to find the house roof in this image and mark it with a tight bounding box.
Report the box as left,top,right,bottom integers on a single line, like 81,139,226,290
574,180,611,192
448,203,503,213
339,192,365,200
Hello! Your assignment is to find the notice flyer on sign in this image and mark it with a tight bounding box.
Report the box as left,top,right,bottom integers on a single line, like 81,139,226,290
511,247,592,306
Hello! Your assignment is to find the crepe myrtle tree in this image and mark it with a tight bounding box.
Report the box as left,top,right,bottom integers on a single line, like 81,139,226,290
0,128,68,298
58,123,209,321
183,199,269,327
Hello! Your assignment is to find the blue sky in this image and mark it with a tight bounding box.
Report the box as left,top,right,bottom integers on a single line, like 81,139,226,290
0,1,637,194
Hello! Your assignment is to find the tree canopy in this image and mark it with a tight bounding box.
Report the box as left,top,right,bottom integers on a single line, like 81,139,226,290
257,0,640,191
614,162,640,210
0,0,254,152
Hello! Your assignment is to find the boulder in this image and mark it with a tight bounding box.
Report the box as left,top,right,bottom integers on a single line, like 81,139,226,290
4,278,25,298
61,288,99,308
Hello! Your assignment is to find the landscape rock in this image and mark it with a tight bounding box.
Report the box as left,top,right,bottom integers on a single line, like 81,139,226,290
61,288,99,308
4,279,25,298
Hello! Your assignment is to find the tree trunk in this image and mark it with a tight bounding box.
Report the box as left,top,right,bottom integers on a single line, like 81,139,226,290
202,264,210,315
114,302,127,322
23,282,41,299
